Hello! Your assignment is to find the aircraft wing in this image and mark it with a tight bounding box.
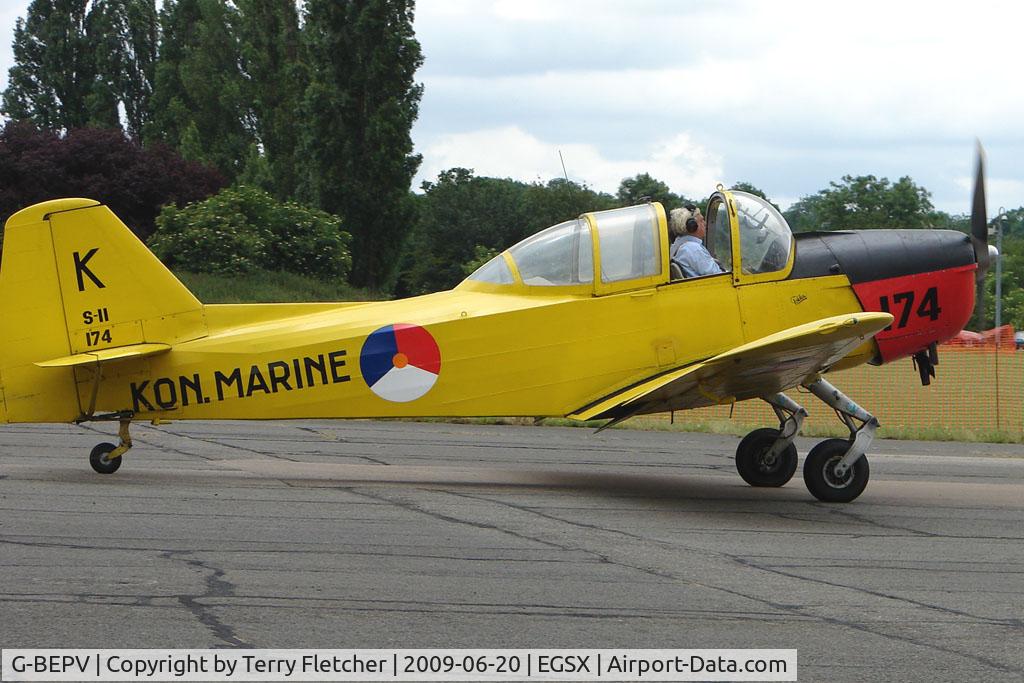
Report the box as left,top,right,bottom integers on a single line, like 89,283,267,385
568,312,893,426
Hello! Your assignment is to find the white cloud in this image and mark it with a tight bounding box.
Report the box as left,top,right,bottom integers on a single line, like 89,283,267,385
0,5,24,93
413,0,1024,210
954,176,1024,218
416,126,723,200
490,0,563,23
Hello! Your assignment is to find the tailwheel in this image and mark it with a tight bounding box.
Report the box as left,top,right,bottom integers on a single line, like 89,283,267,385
87,416,133,474
803,438,870,503
89,442,122,474
735,427,798,487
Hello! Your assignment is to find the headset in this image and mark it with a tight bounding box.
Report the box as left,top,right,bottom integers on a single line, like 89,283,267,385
684,203,700,233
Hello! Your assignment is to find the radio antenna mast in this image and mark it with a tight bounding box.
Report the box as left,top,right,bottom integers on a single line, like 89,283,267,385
558,149,583,217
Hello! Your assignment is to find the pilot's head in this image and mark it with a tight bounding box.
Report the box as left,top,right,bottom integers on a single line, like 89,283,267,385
670,205,705,238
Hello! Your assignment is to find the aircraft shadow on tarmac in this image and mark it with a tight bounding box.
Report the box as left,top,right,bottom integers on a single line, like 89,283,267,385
7,457,809,505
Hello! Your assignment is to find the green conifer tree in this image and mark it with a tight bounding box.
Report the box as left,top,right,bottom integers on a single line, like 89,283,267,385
4,1,156,135
301,0,424,289
3,0,106,129
147,0,254,180
237,0,306,199
89,0,158,139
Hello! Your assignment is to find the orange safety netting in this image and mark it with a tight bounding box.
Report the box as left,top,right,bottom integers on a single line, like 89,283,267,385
946,324,1017,350
661,345,1024,439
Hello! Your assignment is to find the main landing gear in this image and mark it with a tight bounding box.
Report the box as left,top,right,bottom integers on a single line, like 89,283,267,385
735,378,878,502
735,393,805,488
89,415,133,474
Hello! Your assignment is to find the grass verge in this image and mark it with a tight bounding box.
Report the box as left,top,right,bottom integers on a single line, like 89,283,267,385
174,269,384,303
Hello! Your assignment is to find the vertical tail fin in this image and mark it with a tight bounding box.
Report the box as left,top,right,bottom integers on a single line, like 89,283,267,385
0,198,206,422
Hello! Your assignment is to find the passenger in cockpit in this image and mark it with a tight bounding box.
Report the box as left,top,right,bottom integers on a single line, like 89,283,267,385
669,205,723,278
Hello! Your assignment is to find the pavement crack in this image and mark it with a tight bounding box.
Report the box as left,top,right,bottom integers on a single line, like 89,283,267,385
294,428,391,464
160,551,252,648
341,487,570,552
730,555,1021,628
149,427,300,462
813,505,941,537
341,487,676,581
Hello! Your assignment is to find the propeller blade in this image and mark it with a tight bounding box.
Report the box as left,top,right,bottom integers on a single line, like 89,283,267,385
971,142,989,280
970,142,989,329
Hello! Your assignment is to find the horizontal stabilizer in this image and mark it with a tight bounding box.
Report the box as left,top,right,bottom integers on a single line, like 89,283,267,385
35,343,171,368
569,312,893,423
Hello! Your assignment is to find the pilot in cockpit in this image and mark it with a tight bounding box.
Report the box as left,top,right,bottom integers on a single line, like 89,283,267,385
669,205,723,278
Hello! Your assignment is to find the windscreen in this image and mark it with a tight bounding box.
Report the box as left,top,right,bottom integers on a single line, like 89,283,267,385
733,191,792,275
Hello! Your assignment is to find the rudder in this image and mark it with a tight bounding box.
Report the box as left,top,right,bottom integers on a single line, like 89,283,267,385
0,198,206,422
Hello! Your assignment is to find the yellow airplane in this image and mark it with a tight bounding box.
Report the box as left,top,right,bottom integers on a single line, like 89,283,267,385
0,167,991,503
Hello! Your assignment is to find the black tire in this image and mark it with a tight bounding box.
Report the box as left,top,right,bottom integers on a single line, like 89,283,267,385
90,442,122,474
735,427,798,487
802,438,869,503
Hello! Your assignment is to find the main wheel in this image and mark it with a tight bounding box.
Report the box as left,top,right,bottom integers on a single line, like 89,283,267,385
735,427,798,487
802,438,869,503
89,442,122,474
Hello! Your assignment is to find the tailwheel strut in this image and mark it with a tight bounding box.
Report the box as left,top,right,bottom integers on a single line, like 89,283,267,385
735,393,806,487
90,416,133,475
802,378,877,503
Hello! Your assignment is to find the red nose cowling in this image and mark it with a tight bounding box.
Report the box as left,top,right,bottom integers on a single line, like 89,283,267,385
790,229,977,364
850,264,976,363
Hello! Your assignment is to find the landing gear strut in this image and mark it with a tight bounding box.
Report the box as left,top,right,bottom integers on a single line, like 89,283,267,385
737,379,877,502
802,378,877,503
89,416,133,474
735,393,805,487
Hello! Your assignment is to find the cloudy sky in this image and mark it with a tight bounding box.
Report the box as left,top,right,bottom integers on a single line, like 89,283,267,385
2,1,1022,214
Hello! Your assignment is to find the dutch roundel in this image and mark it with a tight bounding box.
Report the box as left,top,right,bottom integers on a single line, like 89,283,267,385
359,324,441,402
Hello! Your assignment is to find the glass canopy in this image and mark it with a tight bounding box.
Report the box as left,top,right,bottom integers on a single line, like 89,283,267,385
466,204,664,291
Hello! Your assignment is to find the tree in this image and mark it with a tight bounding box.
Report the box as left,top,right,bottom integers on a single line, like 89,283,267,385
237,0,306,199
461,245,500,277
150,185,351,279
786,175,934,231
147,0,254,180
782,195,822,233
968,235,1024,331
998,207,1024,239
0,121,225,242
395,169,529,296
88,0,158,139
3,1,156,136
924,210,969,232
521,177,616,233
966,207,1024,331
617,173,679,208
394,170,617,297
3,0,108,129
301,0,424,289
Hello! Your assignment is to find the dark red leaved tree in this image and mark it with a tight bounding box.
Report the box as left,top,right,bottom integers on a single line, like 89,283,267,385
0,121,225,241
